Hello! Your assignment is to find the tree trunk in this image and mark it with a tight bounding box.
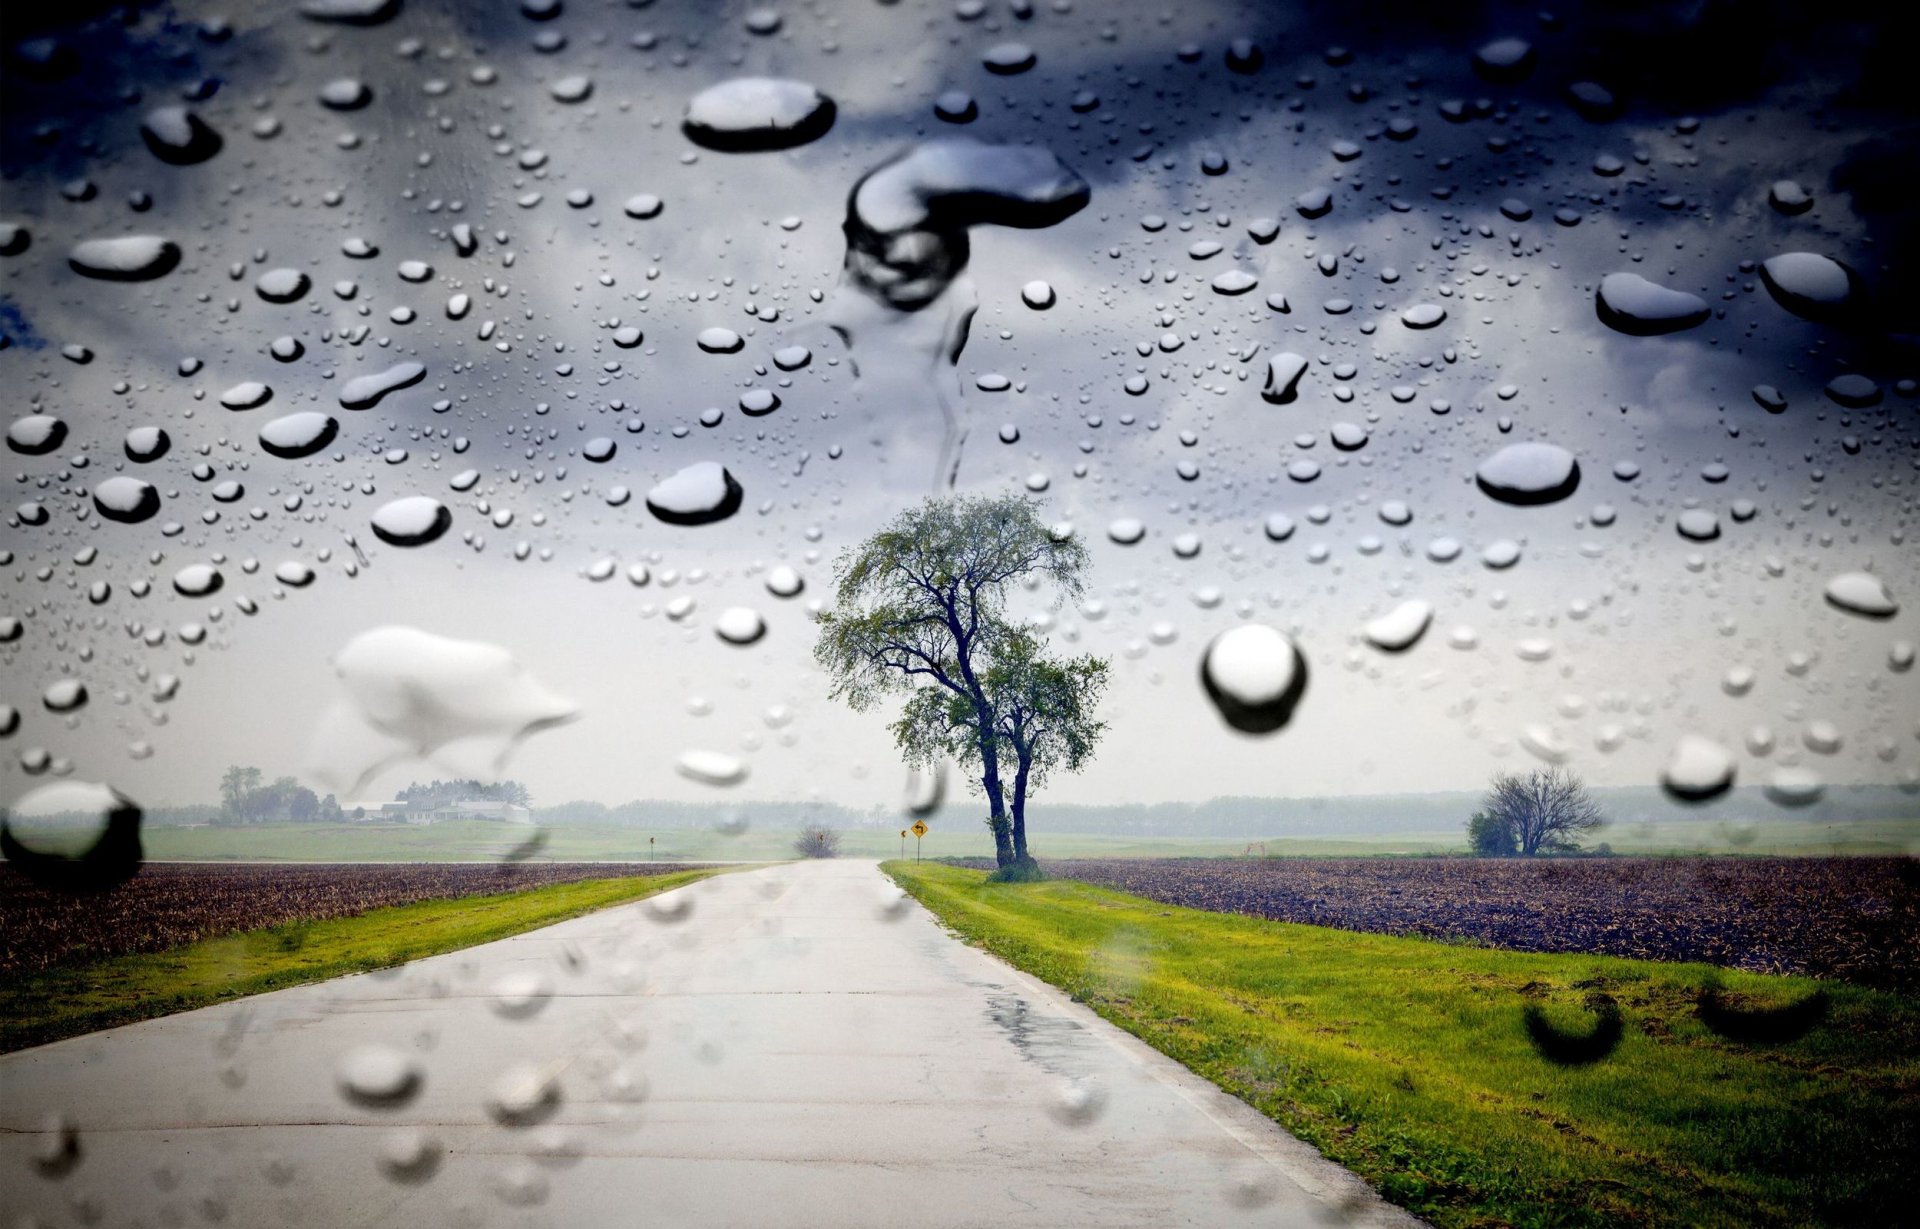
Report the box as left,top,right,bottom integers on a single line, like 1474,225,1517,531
951,622,1011,867
978,730,1012,866
1010,751,1031,863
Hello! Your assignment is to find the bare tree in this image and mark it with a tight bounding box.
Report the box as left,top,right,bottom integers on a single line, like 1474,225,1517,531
1479,768,1603,856
793,823,841,859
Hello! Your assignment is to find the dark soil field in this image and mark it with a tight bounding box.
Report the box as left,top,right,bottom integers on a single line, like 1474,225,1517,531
0,861,714,975
1038,856,1920,990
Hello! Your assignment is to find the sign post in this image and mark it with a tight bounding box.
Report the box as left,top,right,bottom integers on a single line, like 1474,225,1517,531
911,820,928,860
899,829,907,858
649,835,655,863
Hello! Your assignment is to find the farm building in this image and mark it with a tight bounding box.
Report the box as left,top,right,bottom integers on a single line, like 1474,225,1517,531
429,799,534,824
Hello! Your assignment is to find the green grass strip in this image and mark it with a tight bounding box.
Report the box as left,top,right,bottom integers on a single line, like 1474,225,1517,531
884,860,1920,1229
1,868,729,1054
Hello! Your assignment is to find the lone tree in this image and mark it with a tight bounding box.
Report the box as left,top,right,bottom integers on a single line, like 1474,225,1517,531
813,495,1103,868
1472,767,1603,856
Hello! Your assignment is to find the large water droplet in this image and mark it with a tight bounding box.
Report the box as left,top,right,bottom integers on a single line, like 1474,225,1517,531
93,476,160,523
682,78,836,151
340,361,426,409
1200,625,1307,734
1825,572,1897,619
259,412,339,458
647,461,743,525
1661,735,1736,801
1595,272,1709,335
69,235,180,281
1476,442,1580,505
335,1045,424,1108
371,496,452,547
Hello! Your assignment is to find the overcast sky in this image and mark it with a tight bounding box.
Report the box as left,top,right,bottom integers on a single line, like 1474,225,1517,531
1,0,1914,815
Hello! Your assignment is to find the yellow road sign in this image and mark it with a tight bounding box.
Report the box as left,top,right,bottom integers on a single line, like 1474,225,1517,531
911,820,928,837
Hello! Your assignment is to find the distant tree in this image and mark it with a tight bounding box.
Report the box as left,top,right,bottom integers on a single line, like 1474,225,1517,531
219,766,262,819
793,823,841,858
814,495,1092,868
1478,768,1602,856
318,794,343,823
288,786,318,823
396,778,532,807
1466,809,1517,857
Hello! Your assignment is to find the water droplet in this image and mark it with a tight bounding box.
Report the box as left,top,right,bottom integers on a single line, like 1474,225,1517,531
486,1065,561,1127
1661,735,1735,801
1769,179,1814,214
1595,272,1709,335
1676,509,1721,541
140,105,222,164
219,381,273,410
683,78,836,151
1825,572,1897,619
1,781,142,891
259,412,339,458
69,235,180,281
307,627,579,797
647,461,743,525
1200,625,1307,734
371,496,452,547
335,1045,424,1108
1046,1078,1107,1125
339,361,426,409
92,476,160,524
1476,442,1580,505
1364,600,1433,652
376,1127,441,1183
715,607,767,645
172,564,223,596
676,749,748,786
1262,353,1307,403
489,970,554,1020
255,267,310,303
1760,252,1856,322
765,565,804,597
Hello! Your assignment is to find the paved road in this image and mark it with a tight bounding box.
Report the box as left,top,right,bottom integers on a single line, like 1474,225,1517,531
1,859,1421,1227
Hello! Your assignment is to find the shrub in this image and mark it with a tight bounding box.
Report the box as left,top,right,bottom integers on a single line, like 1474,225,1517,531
793,823,841,859
1467,810,1517,857
986,856,1046,883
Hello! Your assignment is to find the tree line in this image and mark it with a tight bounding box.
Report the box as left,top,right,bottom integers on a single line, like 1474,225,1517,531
214,770,531,824
217,766,341,825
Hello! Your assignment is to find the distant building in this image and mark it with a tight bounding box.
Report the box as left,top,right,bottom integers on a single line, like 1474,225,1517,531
429,799,534,825
346,799,433,823
347,797,530,825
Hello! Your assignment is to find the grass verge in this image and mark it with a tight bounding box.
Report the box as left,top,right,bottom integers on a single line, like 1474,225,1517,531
1,868,727,1053
884,860,1920,1229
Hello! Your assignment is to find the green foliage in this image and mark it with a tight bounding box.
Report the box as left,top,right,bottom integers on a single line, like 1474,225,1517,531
885,860,1920,1229
396,778,533,807
812,494,1105,865
1466,809,1516,857
985,856,1047,883
217,767,322,824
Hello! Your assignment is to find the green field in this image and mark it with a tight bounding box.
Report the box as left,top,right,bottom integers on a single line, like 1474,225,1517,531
1,868,726,1054
884,861,1919,1229
131,813,1920,864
